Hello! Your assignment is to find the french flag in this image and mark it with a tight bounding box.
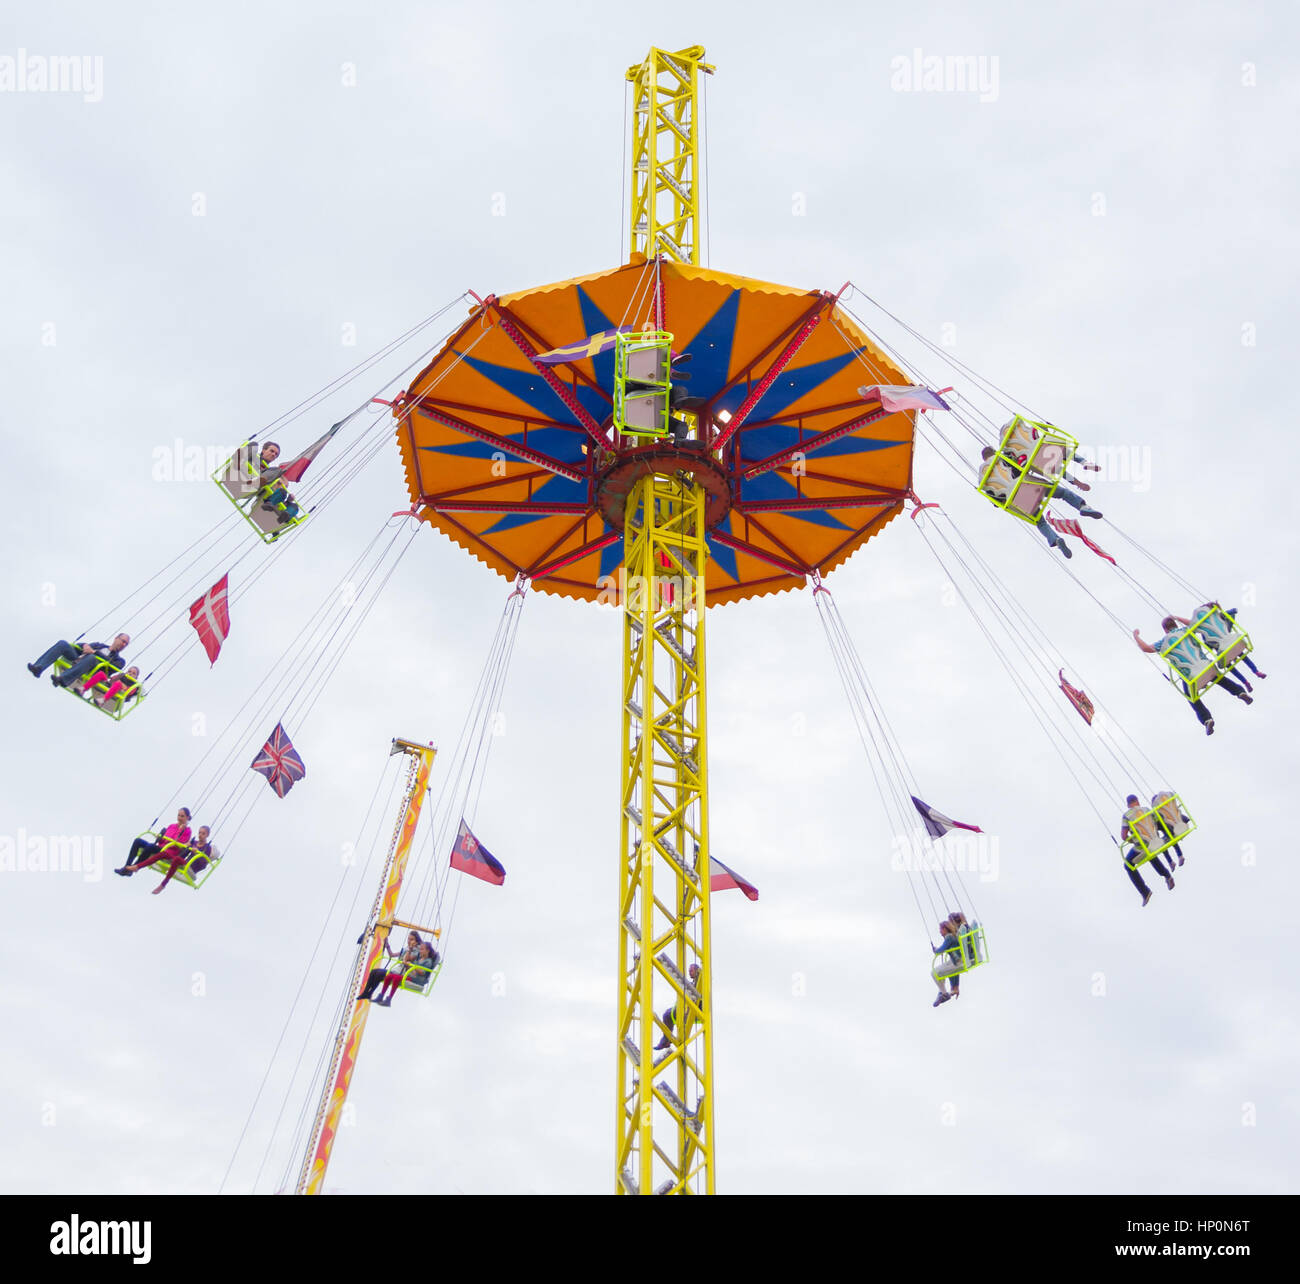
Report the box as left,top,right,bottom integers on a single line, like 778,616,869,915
708,855,759,901
449,819,506,886
911,796,983,840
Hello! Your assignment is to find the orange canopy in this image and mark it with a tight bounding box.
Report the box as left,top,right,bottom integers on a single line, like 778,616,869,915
396,258,916,606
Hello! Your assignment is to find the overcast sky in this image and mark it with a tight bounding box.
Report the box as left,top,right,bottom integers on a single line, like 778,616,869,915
2,1,1297,1196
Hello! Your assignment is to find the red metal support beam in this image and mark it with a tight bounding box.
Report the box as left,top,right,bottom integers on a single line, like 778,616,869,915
733,511,809,572
735,495,898,513
485,304,613,409
410,399,584,483
422,469,552,503
739,403,894,479
530,530,621,579
706,529,808,578
710,295,829,453
491,300,608,446
430,500,590,516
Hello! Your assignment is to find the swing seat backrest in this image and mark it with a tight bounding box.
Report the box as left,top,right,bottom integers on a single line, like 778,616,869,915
1009,478,1048,518
1031,442,1067,478
399,960,442,996
216,447,260,502
1155,801,1187,838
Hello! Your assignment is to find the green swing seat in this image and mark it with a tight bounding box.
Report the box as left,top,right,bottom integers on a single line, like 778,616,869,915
129,831,221,889
51,657,145,721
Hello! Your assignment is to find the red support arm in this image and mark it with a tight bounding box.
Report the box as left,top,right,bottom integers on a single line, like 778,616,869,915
530,531,622,579
740,403,894,479
736,493,902,513
430,500,590,516
492,301,608,447
409,399,585,484
711,299,828,453
706,529,808,578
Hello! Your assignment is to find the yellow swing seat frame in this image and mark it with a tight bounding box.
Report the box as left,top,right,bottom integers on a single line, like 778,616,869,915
977,416,1079,523
1124,795,1195,870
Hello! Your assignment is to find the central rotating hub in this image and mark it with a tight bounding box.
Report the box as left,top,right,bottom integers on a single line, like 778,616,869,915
595,443,732,532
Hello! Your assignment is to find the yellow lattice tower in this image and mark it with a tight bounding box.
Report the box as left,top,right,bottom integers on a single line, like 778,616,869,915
626,46,714,264
617,473,715,1194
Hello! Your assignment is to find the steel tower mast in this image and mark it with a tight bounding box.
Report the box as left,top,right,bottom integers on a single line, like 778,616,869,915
617,44,716,1194
626,46,713,264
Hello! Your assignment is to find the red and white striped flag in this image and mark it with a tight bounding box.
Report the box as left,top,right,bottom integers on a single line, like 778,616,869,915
1047,516,1115,564
1058,670,1096,725
189,574,231,665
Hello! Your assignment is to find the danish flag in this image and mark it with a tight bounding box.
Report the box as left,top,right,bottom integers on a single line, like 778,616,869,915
189,574,231,665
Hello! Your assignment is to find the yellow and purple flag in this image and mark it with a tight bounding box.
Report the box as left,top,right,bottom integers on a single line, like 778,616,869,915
534,328,630,366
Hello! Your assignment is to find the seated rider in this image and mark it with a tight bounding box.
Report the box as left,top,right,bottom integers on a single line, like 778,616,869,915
186,825,220,877
404,939,441,991
931,917,964,1007
1150,791,1189,867
978,446,1103,558
245,440,299,529
1120,793,1174,906
84,665,143,710
1222,606,1265,682
948,910,981,966
115,809,194,895
28,632,130,690
1173,603,1255,690
1133,617,1252,735
995,416,1103,475
357,930,421,1006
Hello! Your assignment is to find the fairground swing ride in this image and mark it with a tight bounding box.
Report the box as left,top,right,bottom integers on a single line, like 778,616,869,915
60,42,1257,1195
372,43,970,1195
241,43,1247,1194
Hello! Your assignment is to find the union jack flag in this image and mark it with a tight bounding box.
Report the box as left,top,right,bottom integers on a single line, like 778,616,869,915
250,722,306,797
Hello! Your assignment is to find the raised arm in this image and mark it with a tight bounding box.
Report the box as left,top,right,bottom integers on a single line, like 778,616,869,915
1132,628,1156,654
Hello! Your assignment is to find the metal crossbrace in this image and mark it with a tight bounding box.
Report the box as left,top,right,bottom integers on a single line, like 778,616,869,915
616,473,715,1194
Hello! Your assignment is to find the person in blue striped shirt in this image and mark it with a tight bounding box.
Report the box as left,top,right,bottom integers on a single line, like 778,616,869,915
1133,617,1252,734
